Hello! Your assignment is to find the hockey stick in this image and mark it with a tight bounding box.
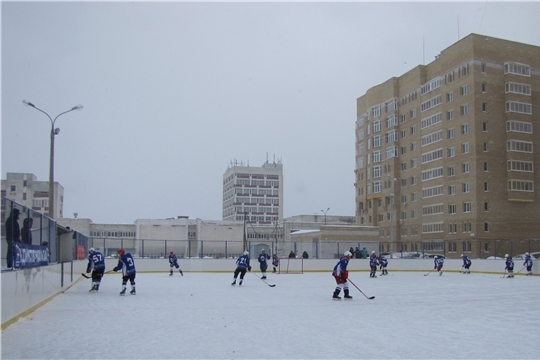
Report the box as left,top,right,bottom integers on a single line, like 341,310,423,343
424,269,435,276
515,266,526,275
251,272,276,287
82,269,114,279
501,271,507,278
348,279,375,300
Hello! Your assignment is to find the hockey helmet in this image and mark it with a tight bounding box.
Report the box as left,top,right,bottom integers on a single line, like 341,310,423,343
525,252,530,256
170,251,174,255
371,251,376,254
344,251,352,257
434,255,438,259
243,251,249,256
118,249,125,256
505,254,509,258
88,247,95,254
460,254,464,257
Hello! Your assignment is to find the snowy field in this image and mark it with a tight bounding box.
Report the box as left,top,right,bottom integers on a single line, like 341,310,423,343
2,271,540,360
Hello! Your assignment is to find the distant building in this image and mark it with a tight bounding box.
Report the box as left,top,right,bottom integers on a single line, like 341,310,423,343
1,172,64,218
355,34,540,256
222,159,284,225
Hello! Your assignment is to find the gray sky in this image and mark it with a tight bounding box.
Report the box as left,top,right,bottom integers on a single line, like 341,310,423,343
2,1,540,224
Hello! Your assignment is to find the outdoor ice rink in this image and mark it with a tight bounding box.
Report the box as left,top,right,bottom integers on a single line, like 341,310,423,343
2,271,540,360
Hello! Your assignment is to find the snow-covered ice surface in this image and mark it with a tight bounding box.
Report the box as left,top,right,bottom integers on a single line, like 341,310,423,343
2,271,540,360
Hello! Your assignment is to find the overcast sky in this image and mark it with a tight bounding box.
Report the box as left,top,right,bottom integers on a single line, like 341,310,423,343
2,1,540,224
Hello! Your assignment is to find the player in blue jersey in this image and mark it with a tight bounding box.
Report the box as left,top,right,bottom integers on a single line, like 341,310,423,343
168,251,183,276
113,249,137,295
434,256,444,276
523,252,533,276
258,249,270,279
272,254,279,273
232,251,251,286
332,251,353,300
505,254,514,278
86,247,106,292
461,254,472,274
369,251,379,278
379,256,388,275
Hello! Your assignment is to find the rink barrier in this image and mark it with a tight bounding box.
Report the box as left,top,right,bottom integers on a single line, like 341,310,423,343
2,258,538,329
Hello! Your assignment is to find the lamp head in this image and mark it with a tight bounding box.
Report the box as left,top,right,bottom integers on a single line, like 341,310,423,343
22,100,35,107
72,105,83,111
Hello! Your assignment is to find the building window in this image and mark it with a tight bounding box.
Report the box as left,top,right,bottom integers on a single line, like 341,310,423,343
506,101,532,114
373,165,382,178
386,115,397,128
448,185,456,195
446,92,454,102
401,130,407,139
372,106,381,117
460,84,469,96
461,123,469,135
463,182,471,193
401,146,407,155
411,193,417,202
506,121,532,134
448,166,456,177
483,122,488,132
507,140,533,153
10,185,16,192
411,159,417,168
505,82,531,95
461,143,470,154
410,142,417,151
484,202,489,211
411,176,417,185
447,128,455,139
463,202,472,213
373,120,382,132
484,162,488,171
462,163,470,173
482,103,488,112
448,147,455,157
507,160,533,172
447,110,455,121
410,125,417,135
481,82,487,93
373,151,382,163
484,182,489,191
460,104,469,115
481,62,486,73
401,178,407,187
448,204,456,215
400,114,406,123
401,162,407,171
411,109,417,119
483,142,488,152
504,62,530,76
507,180,534,192
373,135,382,148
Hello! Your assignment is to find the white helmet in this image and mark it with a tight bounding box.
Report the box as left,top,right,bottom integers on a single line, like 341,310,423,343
243,251,249,256
525,252,530,256
371,251,376,254
88,247,95,254
344,251,352,257
505,254,509,258
461,254,464,257
434,255,438,259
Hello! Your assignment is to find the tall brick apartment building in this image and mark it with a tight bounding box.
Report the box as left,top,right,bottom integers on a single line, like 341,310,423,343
355,34,540,258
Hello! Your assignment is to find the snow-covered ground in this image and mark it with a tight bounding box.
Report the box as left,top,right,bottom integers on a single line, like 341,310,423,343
2,271,540,359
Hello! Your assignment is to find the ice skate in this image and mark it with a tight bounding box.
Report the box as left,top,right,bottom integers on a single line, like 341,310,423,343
89,285,97,293
130,288,136,295
231,279,236,285
180,270,183,276
344,290,353,299
169,272,173,276
120,288,126,296
261,276,267,279
239,280,243,286
332,294,341,300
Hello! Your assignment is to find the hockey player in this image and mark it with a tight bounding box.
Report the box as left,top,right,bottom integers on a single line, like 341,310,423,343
232,251,251,286
461,254,472,274
168,251,183,276
272,254,279,273
523,252,533,276
113,249,137,295
86,247,106,292
505,254,514,278
434,256,444,276
332,251,353,300
369,251,379,278
379,256,388,275
258,249,269,279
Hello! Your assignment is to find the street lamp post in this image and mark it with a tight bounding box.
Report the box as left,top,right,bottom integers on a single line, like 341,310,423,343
321,207,330,225
23,100,83,219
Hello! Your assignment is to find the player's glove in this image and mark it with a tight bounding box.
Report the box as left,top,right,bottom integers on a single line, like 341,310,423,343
86,269,91,273
113,267,118,272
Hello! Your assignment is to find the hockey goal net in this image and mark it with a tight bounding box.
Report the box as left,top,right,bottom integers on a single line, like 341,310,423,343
278,257,304,274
